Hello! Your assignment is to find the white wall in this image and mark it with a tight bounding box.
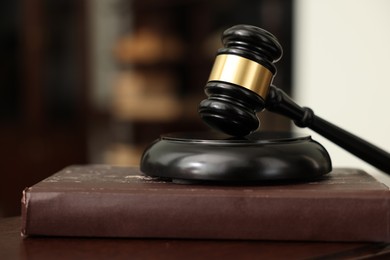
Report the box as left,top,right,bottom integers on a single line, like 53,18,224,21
294,0,390,184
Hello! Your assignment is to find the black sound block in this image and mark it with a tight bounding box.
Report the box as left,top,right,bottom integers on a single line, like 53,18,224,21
140,131,332,183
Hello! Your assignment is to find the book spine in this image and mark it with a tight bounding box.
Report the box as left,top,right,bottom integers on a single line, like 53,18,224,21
22,189,390,242
21,188,29,237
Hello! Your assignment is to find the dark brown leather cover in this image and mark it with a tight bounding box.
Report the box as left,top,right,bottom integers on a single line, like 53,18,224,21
5,217,390,259
21,165,390,241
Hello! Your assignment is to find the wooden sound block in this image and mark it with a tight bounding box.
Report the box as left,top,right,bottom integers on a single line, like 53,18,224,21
140,131,332,183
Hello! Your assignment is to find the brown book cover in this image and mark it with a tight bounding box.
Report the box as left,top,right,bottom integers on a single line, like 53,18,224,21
21,165,390,242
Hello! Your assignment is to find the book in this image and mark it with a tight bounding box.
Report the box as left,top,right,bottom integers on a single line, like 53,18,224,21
21,165,390,242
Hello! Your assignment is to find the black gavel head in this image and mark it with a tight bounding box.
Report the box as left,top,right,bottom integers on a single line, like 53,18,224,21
198,25,283,136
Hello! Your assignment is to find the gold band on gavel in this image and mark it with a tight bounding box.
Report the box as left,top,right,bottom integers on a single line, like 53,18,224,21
208,54,273,99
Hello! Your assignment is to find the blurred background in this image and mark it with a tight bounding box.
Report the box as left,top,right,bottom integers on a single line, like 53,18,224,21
0,0,389,217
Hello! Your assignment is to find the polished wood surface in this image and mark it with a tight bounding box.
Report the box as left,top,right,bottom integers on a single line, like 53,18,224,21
1,217,390,259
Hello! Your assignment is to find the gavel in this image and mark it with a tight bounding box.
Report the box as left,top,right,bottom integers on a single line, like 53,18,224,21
198,24,390,174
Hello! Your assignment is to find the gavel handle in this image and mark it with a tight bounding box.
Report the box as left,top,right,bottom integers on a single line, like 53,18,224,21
266,86,390,174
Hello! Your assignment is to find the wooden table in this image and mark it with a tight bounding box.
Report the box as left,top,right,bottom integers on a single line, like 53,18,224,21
1,217,389,259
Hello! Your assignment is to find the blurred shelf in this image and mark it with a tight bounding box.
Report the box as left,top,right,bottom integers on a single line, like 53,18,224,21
103,0,293,165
